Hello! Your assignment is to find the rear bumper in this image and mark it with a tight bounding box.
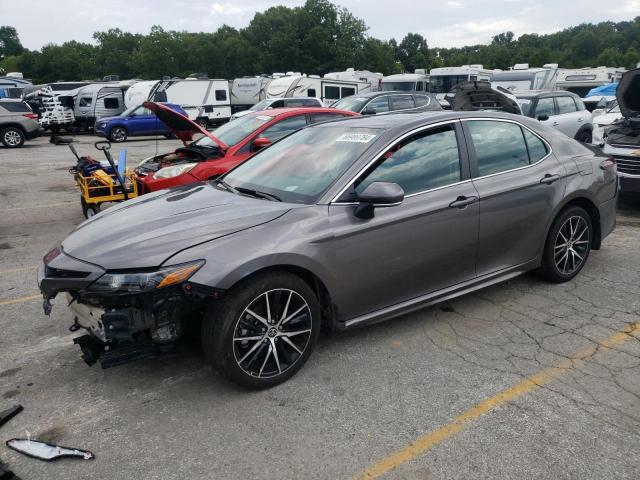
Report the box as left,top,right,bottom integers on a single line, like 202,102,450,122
25,127,44,140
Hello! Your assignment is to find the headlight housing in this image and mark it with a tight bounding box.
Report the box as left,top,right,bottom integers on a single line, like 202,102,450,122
153,163,197,179
88,260,204,293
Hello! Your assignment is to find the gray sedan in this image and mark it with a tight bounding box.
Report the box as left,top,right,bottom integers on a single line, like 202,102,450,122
38,112,618,388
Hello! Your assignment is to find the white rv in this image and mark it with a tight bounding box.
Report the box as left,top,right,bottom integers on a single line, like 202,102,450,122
149,79,231,126
556,67,626,97
429,65,493,96
324,68,383,91
124,80,159,108
491,64,559,92
380,70,429,92
266,75,370,106
62,83,126,129
230,76,273,113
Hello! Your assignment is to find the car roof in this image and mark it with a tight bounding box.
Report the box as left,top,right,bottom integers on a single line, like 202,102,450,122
311,110,538,135
514,90,579,99
342,91,433,99
245,107,357,118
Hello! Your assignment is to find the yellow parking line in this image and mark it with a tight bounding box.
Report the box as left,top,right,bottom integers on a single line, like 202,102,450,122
0,294,41,306
0,266,36,275
355,322,640,480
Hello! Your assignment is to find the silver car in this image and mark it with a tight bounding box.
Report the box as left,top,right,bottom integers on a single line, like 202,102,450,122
38,112,617,388
0,100,43,148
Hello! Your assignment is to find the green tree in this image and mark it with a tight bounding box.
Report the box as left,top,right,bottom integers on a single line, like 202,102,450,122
396,33,429,72
0,26,23,59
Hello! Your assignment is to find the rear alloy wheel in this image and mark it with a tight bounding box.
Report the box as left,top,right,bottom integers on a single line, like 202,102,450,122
202,272,320,388
1,127,25,148
197,118,209,129
540,206,592,282
109,126,128,143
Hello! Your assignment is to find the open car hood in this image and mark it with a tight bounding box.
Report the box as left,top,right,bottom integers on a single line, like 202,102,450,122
447,81,522,115
143,101,228,149
616,68,640,119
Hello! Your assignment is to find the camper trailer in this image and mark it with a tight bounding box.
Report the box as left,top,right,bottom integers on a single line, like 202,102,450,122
324,68,383,91
229,76,273,113
380,70,429,93
491,64,559,92
429,65,493,95
148,79,231,126
59,83,126,130
556,67,626,97
266,75,370,106
124,80,160,108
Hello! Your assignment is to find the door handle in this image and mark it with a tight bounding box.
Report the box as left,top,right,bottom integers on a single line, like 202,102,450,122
449,196,478,209
578,118,584,123
552,122,559,126
540,174,561,185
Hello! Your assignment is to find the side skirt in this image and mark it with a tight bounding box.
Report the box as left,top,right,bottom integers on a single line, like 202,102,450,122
340,259,540,330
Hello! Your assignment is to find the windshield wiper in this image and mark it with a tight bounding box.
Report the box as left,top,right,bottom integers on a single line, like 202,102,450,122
236,187,282,202
212,178,239,194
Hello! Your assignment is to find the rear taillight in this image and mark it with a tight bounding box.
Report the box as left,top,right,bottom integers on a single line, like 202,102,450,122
22,113,38,120
599,158,616,171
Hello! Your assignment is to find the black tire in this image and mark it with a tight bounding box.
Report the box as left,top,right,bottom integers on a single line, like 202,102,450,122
202,271,321,389
539,206,592,282
196,118,209,129
1,126,25,148
81,199,101,219
109,126,128,143
163,133,176,139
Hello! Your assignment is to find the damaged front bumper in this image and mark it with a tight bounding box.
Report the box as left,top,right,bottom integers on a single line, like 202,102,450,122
38,249,219,368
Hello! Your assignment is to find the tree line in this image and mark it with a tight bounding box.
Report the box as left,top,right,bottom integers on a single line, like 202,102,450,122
1,0,639,85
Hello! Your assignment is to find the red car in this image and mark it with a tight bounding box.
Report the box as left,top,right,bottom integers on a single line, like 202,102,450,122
135,102,358,192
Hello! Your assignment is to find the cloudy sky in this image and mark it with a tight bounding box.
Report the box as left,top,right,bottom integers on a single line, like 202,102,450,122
1,0,639,50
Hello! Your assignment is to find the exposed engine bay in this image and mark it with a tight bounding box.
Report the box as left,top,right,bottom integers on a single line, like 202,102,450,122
135,145,223,175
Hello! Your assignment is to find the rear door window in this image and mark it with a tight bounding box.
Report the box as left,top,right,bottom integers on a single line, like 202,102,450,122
0,101,30,112
534,97,554,118
390,95,415,111
556,96,577,115
467,120,530,176
259,115,308,142
414,95,429,107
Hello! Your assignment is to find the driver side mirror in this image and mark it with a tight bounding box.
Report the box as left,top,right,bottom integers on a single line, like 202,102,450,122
536,114,549,121
354,182,404,219
362,106,377,115
252,137,272,152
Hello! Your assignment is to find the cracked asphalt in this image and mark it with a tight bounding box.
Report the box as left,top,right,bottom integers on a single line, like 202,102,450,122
1,136,640,479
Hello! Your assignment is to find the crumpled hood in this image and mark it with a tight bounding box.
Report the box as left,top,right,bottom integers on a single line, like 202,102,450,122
617,68,640,119
62,184,291,270
447,81,522,115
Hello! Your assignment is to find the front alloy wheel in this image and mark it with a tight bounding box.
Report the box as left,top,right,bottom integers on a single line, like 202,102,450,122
202,271,320,388
109,127,127,143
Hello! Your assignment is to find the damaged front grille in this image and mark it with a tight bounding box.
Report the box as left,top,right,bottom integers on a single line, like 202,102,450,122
45,266,90,278
612,155,640,176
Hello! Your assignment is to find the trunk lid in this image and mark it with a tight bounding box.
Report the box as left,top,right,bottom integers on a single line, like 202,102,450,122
447,80,522,114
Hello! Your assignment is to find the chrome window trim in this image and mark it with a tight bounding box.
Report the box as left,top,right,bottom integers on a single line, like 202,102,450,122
330,119,462,204
461,117,553,180
329,117,554,205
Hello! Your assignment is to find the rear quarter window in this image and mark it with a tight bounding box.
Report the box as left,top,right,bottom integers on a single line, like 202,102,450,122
0,101,31,113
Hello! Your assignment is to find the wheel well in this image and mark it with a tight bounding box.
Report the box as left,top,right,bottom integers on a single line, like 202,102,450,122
234,265,337,331
111,125,128,133
0,123,26,134
561,197,602,249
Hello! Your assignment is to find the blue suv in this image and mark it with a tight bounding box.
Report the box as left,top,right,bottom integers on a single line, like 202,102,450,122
94,103,187,142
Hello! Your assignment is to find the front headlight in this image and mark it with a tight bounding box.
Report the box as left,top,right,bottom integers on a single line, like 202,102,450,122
88,260,204,293
153,162,198,179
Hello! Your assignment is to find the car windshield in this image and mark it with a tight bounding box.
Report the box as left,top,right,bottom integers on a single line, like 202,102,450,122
193,114,271,147
250,100,271,111
381,82,415,91
429,75,470,94
331,97,369,112
121,106,138,117
515,97,533,116
223,126,382,204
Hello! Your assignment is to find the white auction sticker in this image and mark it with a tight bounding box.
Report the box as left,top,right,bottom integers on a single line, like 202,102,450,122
256,115,272,121
336,133,377,143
